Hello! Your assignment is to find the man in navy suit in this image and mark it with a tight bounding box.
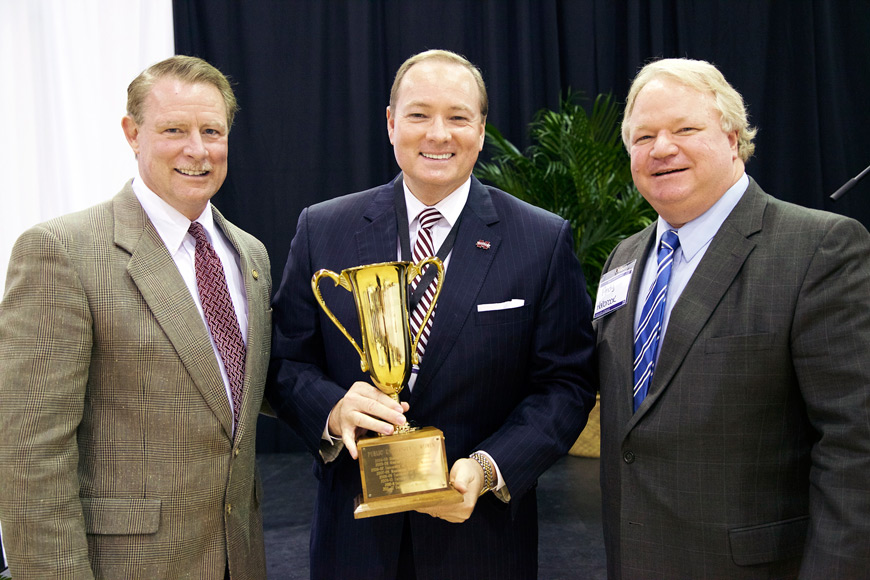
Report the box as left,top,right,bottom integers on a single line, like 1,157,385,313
267,49,597,579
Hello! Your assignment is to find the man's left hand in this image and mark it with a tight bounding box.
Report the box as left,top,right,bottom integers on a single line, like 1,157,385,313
415,458,485,523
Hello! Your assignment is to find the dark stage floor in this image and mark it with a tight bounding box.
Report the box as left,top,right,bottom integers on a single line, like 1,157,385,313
258,453,606,579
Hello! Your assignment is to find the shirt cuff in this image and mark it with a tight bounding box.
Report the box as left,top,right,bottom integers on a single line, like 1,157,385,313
320,412,344,462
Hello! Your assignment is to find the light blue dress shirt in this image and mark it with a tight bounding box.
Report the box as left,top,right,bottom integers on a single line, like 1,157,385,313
634,173,750,356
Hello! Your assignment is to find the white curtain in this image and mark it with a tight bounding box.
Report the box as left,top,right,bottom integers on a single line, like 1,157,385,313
0,0,175,283
0,0,174,568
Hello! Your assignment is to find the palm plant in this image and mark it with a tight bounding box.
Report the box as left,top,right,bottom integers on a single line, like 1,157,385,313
476,93,655,299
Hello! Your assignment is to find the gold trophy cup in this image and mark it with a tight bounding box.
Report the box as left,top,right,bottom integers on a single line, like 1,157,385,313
312,259,462,518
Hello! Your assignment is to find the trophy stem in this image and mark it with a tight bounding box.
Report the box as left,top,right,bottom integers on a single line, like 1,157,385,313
388,391,415,435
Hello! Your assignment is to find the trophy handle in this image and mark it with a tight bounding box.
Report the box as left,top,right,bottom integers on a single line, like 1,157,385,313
312,269,369,373
405,256,445,366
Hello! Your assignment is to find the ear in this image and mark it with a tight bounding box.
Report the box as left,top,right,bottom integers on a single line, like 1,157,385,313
121,116,140,156
728,130,739,159
386,106,396,145
477,117,486,151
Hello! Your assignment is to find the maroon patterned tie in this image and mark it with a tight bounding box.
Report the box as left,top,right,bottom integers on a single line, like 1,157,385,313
409,207,442,364
188,222,246,428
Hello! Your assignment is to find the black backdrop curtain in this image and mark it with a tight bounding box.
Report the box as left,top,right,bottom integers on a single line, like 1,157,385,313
173,0,870,452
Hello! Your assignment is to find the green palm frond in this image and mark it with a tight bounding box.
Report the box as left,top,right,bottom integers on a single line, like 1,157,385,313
476,92,655,298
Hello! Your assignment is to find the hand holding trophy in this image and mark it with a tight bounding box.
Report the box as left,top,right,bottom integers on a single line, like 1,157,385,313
312,259,463,518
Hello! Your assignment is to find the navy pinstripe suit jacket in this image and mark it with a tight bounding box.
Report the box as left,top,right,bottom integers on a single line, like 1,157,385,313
268,175,597,579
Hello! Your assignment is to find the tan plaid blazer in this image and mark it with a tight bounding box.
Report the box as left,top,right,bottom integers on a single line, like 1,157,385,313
0,183,271,579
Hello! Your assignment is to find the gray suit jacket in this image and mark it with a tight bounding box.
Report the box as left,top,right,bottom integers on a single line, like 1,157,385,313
596,179,870,579
0,183,271,579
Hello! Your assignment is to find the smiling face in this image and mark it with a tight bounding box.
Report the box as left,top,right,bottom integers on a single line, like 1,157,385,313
386,59,486,205
122,77,229,220
627,77,744,228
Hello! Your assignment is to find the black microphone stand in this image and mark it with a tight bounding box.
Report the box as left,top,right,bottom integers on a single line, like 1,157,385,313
830,163,870,201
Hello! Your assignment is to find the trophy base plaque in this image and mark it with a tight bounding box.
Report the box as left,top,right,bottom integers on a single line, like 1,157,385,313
353,426,463,519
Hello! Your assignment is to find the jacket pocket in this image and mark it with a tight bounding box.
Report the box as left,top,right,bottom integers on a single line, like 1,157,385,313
81,497,161,535
474,305,530,326
705,332,776,354
729,515,808,566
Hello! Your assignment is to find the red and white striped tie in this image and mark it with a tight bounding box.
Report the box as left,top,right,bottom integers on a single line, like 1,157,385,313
409,207,442,364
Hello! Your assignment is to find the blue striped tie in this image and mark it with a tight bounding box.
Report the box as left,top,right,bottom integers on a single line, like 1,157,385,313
633,229,680,411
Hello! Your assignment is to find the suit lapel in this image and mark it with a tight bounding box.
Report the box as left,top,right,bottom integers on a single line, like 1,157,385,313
609,225,657,417
115,186,234,438
410,177,501,397
628,182,765,428
355,181,400,266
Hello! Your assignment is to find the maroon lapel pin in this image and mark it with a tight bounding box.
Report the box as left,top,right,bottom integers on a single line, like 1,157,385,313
476,240,491,250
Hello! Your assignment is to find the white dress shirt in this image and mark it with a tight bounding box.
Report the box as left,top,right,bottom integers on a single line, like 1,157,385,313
401,177,469,272
132,174,249,431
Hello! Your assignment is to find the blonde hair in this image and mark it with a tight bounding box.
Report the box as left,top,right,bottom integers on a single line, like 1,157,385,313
622,58,757,162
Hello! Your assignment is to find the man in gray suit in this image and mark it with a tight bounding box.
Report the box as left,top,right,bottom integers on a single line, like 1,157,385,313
0,56,270,579
595,58,870,579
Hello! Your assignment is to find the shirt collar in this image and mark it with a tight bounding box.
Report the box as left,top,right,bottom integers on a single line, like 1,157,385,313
657,172,749,263
131,171,215,255
403,177,470,228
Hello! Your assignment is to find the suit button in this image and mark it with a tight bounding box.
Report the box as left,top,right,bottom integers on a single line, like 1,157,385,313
234,448,240,457
226,503,233,514
623,451,635,464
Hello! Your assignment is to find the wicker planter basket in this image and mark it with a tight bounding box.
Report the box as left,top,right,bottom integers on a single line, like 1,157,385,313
569,394,601,458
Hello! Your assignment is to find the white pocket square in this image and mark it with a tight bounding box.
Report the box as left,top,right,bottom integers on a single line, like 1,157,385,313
477,299,525,312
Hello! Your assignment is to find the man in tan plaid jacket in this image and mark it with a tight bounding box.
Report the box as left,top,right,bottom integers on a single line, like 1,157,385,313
0,56,271,580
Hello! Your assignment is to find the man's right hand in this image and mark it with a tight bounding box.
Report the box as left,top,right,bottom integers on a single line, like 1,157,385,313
327,382,409,459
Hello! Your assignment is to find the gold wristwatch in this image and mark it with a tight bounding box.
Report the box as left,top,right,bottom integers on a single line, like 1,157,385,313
470,451,494,496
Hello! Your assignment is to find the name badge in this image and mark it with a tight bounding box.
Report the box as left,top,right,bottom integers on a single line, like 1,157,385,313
593,260,635,319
